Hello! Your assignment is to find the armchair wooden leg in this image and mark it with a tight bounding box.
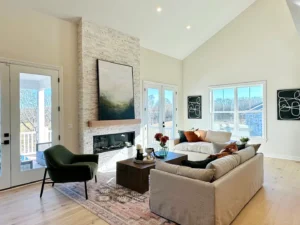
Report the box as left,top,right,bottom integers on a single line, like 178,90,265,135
84,181,88,200
52,182,55,187
95,175,97,183
40,168,47,198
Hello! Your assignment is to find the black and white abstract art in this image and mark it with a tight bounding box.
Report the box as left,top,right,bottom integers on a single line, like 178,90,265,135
188,96,202,119
277,89,300,120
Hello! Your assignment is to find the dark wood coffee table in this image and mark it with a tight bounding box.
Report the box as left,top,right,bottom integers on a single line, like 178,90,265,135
116,152,187,194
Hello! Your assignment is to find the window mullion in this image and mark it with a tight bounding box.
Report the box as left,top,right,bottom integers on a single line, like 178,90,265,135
210,82,265,139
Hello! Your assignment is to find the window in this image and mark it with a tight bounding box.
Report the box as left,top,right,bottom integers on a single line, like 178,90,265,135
210,82,266,139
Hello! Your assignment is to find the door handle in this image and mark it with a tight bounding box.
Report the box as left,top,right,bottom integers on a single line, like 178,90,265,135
1,140,9,145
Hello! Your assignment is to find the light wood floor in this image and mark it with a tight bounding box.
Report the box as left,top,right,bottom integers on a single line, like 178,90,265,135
1,157,300,225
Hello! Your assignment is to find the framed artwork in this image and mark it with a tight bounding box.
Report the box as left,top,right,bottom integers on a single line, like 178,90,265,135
188,96,202,119
277,89,300,120
97,60,135,120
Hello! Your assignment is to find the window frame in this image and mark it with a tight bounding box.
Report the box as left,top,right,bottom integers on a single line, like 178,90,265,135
209,81,267,141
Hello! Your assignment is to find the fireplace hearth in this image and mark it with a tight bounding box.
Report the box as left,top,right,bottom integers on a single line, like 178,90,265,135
93,132,135,154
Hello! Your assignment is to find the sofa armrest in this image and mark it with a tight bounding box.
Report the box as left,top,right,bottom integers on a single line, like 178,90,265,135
150,169,215,225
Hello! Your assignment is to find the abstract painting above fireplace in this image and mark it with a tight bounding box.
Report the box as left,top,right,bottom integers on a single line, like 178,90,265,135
93,132,135,154
97,60,135,120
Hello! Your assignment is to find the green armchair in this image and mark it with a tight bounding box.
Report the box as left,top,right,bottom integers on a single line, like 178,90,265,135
40,145,99,200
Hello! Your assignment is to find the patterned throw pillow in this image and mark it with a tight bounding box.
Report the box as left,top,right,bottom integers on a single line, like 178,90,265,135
208,143,238,159
221,143,238,152
212,141,236,153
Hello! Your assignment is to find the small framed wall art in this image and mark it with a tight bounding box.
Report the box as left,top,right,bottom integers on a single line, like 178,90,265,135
277,89,300,120
188,96,202,119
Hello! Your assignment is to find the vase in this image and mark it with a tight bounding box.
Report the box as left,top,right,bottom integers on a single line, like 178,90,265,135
158,146,169,158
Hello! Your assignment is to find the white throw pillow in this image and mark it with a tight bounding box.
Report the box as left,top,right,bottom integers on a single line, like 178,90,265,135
205,130,232,143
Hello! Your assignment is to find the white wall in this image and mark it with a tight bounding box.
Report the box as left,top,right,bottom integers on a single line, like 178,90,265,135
183,0,300,160
140,47,183,128
0,6,78,153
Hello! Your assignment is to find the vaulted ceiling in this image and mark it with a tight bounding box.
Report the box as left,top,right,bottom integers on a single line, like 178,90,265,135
4,0,257,59
287,0,300,34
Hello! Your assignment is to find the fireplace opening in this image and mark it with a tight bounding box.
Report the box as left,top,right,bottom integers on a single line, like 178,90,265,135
93,132,135,154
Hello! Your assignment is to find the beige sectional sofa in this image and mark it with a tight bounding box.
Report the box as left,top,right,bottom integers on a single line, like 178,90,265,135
150,147,264,225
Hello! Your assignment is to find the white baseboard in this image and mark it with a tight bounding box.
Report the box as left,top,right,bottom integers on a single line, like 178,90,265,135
263,153,300,162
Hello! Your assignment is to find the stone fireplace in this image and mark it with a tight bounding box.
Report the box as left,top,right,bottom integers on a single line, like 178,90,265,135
93,132,135,154
78,19,141,156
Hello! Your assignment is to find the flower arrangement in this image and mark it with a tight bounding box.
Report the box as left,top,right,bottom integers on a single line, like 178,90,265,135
154,133,169,148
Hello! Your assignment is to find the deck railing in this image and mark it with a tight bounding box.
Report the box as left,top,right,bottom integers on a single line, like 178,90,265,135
20,130,52,155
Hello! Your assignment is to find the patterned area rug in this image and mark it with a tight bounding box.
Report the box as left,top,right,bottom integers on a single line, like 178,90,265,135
54,172,175,225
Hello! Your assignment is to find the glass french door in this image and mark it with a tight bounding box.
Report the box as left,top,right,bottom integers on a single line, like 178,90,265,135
0,63,60,189
0,63,11,189
143,82,177,148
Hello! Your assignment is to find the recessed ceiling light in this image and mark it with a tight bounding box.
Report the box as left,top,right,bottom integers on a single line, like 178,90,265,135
186,25,191,30
157,7,162,12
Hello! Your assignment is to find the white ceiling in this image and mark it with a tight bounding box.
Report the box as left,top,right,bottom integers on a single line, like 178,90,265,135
287,0,300,34
5,0,257,59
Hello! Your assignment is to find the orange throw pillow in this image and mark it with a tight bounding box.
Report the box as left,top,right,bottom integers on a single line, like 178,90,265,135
184,131,200,142
194,130,207,141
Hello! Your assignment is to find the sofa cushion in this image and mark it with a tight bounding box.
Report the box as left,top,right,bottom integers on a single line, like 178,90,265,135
194,130,207,141
206,154,241,179
205,130,232,143
155,160,178,174
177,166,215,182
246,143,261,152
156,161,215,182
173,141,214,154
234,146,256,163
184,131,200,142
